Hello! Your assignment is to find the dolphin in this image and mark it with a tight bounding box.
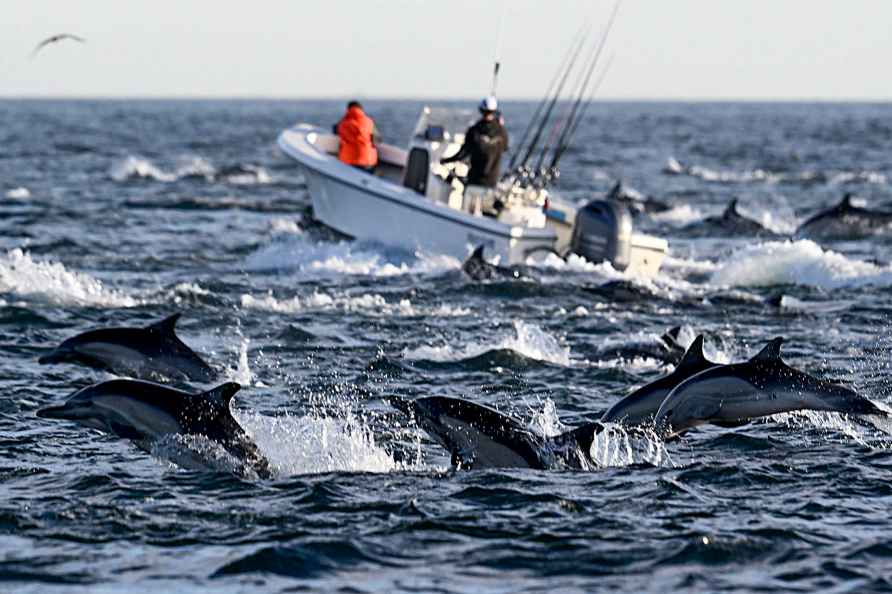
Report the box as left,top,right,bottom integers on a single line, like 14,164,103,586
601,335,719,426
683,199,773,237
38,313,216,383
390,396,608,470
37,379,272,478
795,193,892,239
461,245,524,281
593,326,689,366
653,338,886,439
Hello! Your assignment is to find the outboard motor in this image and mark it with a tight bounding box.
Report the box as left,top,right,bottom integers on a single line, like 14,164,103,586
570,199,633,271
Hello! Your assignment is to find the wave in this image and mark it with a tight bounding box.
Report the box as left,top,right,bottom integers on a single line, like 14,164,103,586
0,249,138,307
244,235,460,277
240,290,470,318
109,155,274,185
402,321,571,366
710,239,892,289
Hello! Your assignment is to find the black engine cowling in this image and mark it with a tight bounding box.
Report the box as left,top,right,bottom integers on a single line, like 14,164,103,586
570,199,633,271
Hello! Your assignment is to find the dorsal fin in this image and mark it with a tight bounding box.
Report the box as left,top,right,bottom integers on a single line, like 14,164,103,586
723,198,739,218
201,382,241,408
607,180,622,200
840,193,854,209
469,245,485,261
750,337,784,363
148,313,181,336
675,335,707,371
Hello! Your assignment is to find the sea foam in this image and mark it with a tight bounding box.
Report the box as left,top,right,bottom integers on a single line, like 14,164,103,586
710,239,892,289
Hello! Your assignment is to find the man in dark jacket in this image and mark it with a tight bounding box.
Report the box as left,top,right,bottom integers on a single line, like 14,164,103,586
440,96,509,188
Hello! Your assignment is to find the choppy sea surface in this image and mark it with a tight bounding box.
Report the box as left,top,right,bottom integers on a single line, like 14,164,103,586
2,99,892,592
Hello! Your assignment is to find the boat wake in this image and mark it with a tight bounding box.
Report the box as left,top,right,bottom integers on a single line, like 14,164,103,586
244,233,460,277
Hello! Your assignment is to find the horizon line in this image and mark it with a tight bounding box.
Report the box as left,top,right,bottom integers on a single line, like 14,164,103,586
1,95,891,104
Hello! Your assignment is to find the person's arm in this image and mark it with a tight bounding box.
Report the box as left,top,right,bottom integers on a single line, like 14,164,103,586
440,129,472,164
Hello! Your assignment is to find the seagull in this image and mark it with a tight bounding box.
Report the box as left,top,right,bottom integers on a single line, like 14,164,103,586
30,33,86,58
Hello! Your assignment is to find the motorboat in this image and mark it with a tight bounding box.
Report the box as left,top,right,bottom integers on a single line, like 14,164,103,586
277,106,668,275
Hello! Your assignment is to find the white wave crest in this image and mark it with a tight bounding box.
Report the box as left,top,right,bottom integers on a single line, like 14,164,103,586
238,411,404,475
649,204,704,226
109,156,177,182
710,240,892,289
5,187,31,199
402,321,571,366
241,291,469,318
0,249,138,307
245,235,460,278
269,218,302,235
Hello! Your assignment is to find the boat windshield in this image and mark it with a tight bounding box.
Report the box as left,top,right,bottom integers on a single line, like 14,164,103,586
412,107,478,143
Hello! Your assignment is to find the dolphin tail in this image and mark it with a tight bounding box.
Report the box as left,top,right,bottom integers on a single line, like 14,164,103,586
660,326,683,350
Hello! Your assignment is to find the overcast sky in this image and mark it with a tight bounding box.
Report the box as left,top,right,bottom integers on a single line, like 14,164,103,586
2,0,889,100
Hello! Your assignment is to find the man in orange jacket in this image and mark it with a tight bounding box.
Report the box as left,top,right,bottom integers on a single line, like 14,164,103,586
336,100,379,173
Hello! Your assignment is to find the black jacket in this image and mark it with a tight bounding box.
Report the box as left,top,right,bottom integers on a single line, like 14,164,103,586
441,118,509,187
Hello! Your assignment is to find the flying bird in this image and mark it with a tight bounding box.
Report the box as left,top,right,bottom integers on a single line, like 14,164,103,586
30,33,86,58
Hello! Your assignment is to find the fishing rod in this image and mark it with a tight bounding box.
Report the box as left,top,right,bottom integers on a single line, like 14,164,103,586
532,31,604,176
506,26,585,173
490,0,508,96
550,52,616,172
541,0,622,183
516,28,588,173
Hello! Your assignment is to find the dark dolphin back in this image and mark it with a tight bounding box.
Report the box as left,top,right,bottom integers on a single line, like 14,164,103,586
391,396,545,469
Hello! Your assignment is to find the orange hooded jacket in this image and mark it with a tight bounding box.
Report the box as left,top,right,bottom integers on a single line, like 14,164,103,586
337,106,378,167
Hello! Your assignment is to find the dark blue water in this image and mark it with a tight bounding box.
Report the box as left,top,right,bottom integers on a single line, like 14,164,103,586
2,99,892,592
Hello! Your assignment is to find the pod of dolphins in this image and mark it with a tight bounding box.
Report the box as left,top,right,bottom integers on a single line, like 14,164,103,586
36,313,887,476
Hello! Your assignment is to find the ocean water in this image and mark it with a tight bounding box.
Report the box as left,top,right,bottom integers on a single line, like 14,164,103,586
2,99,892,592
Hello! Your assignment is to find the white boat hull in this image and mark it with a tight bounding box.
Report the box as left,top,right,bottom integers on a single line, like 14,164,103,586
280,125,555,264
278,123,668,273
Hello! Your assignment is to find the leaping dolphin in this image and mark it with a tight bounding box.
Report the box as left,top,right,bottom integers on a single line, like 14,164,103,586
654,338,886,439
601,335,719,426
390,396,609,470
795,193,892,239
39,313,217,383
37,379,272,478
